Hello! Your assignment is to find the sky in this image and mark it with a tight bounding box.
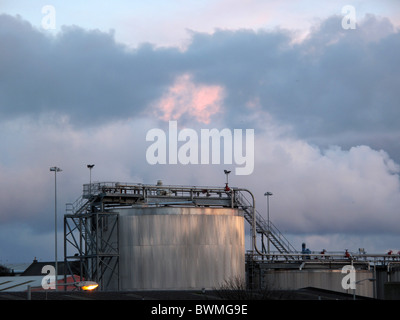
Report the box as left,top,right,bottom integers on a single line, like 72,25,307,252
0,0,400,263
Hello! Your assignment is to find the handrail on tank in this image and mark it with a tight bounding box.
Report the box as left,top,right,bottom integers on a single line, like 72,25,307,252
233,188,296,254
82,181,235,200
80,182,283,256
73,181,400,263
233,187,300,257
231,188,261,256
245,250,400,266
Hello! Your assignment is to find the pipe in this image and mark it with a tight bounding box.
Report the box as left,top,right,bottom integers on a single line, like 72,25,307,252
387,262,400,273
387,262,400,282
298,260,371,271
233,188,263,256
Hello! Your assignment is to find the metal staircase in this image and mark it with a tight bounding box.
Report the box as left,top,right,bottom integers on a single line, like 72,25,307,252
65,195,91,216
234,190,297,257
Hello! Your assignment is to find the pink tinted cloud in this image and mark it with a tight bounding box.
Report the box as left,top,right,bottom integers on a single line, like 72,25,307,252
156,73,224,124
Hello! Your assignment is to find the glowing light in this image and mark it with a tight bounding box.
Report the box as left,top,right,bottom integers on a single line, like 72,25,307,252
76,281,99,291
81,284,99,291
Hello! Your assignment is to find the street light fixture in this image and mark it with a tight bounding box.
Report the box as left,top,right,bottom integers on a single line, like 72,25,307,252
75,281,99,291
264,192,273,255
50,166,62,291
87,164,95,196
224,170,231,191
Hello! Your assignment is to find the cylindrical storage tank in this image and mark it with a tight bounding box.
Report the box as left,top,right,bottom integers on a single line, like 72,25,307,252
261,269,375,298
115,206,244,290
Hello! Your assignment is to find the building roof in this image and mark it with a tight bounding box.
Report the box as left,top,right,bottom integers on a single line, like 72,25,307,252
21,259,80,276
0,275,76,292
0,276,44,292
0,259,81,292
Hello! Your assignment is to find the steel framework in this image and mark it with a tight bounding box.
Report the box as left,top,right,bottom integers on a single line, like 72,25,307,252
63,181,297,290
64,194,120,291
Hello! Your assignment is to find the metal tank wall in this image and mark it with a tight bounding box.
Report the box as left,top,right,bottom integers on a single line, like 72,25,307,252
114,206,245,290
376,266,400,299
261,269,375,298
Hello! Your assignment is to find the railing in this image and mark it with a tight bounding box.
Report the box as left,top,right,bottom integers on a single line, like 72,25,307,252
71,182,299,255
82,182,233,198
67,181,400,267
246,250,400,266
235,189,297,254
81,182,236,209
66,195,90,215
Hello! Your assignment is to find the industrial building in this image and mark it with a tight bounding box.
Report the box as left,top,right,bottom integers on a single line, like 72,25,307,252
61,180,400,299
64,181,245,291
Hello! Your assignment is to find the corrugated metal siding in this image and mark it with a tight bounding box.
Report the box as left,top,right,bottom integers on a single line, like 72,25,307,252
113,207,245,290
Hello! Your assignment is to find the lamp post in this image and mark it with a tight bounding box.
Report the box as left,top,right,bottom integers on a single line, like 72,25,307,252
87,164,94,196
224,170,231,191
50,166,62,291
264,192,273,255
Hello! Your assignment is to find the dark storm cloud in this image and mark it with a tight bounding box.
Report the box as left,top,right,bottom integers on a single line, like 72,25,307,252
0,14,183,125
1,13,399,141
179,15,400,162
184,15,400,138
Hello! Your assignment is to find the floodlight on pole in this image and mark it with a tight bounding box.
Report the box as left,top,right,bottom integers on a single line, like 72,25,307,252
87,164,95,195
54,280,99,291
264,192,273,255
76,281,99,291
50,166,62,291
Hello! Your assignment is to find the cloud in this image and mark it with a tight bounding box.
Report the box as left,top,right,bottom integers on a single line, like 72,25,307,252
251,122,400,236
153,73,224,124
0,115,154,225
180,15,400,160
1,13,399,150
1,12,400,260
1,109,399,261
0,14,184,126
0,223,55,263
